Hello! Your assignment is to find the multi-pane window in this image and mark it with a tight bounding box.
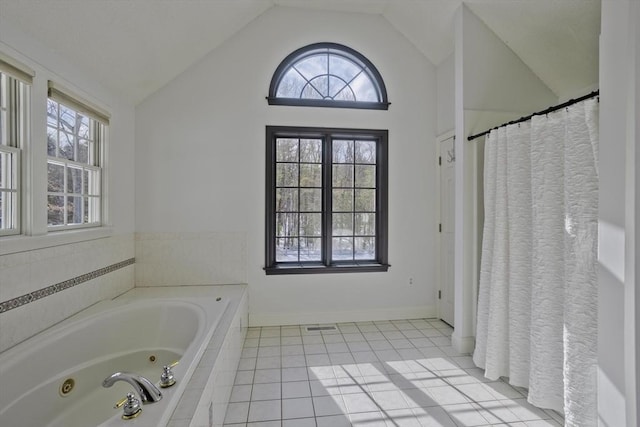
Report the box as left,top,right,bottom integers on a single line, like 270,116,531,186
266,126,388,274
0,69,28,236
46,95,104,229
268,43,389,110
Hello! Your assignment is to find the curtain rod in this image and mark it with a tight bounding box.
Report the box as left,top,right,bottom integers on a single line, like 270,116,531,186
467,90,600,142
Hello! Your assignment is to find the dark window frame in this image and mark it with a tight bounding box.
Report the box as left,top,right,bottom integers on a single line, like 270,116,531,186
265,126,389,275
267,43,390,110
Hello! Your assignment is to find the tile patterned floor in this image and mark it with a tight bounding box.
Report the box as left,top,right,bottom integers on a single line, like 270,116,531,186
223,319,564,427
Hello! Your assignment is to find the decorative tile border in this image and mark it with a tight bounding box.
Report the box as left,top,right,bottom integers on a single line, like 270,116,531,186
0,258,135,314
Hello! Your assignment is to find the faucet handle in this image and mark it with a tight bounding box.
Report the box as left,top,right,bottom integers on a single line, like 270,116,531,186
160,360,179,388
115,393,142,420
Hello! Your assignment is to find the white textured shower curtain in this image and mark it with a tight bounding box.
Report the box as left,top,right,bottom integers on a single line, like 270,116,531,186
473,98,599,426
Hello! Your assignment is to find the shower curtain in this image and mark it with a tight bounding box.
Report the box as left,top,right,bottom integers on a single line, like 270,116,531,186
473,98,599,426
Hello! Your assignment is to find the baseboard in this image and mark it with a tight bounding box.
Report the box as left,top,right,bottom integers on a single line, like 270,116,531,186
249,305,437,327
452,332,475,354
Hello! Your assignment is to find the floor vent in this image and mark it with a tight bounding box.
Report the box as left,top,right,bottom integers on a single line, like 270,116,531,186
305,325,337,332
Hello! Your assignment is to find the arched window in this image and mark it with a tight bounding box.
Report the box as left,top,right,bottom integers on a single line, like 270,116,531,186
268,43,389,110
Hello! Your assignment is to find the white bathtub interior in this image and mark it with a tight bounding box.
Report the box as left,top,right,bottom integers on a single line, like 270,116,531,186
0,285,247,427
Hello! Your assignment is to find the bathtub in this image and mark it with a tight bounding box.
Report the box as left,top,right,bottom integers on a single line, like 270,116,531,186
0,285,247,427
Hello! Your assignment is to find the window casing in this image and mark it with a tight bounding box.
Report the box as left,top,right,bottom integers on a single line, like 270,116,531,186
0,71,28,236
268,43,389,110
265,126,388,274
46,97,104,229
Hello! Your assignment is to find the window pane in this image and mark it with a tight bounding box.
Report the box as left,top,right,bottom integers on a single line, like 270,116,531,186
295,54,326,81
333,140,354,163
300,139,322,163
333,85,356,102
59,105,76,133
276,238,299,262
300,238,321,261
59,132,74,160
300,213,321,236
0,192,3,228
350,72,378,102
276,138,298,162
309,75,329,98
328,76,353,100
47,195,64,225
355,213,376,236
355,237,376,260
355,165,376,188
47,162,64,192
300,164,321,187
46,99,58,127
301,82,323,99
355,189,376,212
332,213,353,236
333,189,353,212
78,116,90,139
77,139,89,163
276,68,307,98
276,163,298,187
332,165,353,188
332,237,353,261
47,127,57,156
300,188,321,212
355,140,376,164
276,188,298,212
276,213,298,237
67,196,83,225
67,166,82,194
329,55,361,86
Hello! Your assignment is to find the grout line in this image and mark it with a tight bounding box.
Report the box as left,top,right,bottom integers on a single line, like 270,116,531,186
0,257,135,313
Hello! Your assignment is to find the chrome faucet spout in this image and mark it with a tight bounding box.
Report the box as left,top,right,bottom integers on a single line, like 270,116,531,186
102,372,163,404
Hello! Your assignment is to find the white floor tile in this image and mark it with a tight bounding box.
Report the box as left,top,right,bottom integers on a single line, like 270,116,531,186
342,392,380,413
282,366,309,382
282,397,315,419
225,402,250,424
282,417,315,427
224,319,563,427
281,355,306,368
316,414,351,427
248,400,281,422
370,390,409,410
282,380,311,398
350,411,389,426
230,384,253,402
256,356,281,369
251,382,281,401
312,395,347,416
253,369,281,384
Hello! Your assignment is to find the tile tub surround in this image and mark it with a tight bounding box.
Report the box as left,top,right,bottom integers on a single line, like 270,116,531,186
117,285,249,427
135,232,247,287
0,234,135,352
223,320,565,427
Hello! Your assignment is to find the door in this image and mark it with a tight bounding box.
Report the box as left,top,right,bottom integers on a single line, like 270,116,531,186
439,135,455,326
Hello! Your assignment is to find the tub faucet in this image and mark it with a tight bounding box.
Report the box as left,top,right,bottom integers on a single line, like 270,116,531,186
102,372,163,404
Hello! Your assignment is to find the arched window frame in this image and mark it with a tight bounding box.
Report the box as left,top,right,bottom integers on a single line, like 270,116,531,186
267,43,390,110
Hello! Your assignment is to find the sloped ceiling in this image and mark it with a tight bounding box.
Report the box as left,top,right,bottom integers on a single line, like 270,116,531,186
0,0,600,104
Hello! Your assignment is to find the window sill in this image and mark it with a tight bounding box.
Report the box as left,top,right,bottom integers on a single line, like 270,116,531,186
0,227,113,256
264,263,390,275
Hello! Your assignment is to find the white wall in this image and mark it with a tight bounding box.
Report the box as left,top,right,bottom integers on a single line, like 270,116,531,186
135,6,439,325
451,5,558,353
0,20,136,352
599,1,639,425
437,53,455,136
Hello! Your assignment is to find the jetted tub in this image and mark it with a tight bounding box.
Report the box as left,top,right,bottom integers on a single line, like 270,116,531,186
0,290,231,427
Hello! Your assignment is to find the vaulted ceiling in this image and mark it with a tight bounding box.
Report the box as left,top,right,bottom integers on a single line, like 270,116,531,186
0,0,600,104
